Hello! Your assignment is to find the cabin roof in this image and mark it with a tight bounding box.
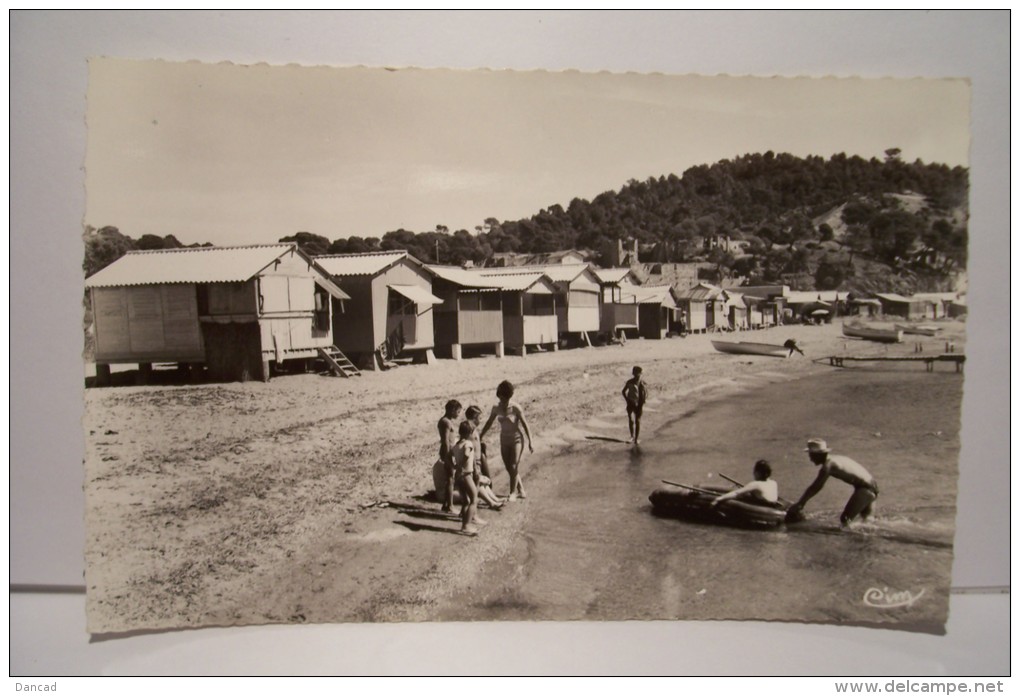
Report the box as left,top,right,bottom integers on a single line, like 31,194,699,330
674,282,725,301
427,265,504,289
83,244,347,293
592,267,639,284
623,284,679,307
874,292,914,303
481,263,596,285
316,250,428,278
468,271,557,294
786,290,848,304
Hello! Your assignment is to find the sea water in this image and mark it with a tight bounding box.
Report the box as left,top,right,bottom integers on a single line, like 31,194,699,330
438,365,961,630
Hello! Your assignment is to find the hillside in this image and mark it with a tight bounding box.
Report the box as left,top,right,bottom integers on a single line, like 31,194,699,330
83,152,969,295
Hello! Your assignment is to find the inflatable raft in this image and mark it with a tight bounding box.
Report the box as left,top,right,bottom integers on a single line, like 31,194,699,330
649,485,788,528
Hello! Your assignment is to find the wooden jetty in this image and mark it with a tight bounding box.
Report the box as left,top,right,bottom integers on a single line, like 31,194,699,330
826,354,965,372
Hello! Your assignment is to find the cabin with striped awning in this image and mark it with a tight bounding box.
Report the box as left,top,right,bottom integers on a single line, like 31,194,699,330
316,251,443,369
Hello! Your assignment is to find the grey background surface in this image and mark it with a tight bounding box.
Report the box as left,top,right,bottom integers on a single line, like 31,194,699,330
10,10,1009,675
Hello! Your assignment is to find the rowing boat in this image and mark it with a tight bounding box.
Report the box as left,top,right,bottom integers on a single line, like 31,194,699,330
711,340,789,358
895,323,941,337
842,323,904,343
649,486,787,528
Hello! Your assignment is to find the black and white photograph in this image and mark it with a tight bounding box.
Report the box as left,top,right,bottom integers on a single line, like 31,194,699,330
81,59,970,634
11,10,1009,677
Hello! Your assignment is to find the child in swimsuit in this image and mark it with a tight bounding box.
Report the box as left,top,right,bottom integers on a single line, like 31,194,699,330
437,399,462,513
479,380,534,501
451,420,479,534
465,406,504,511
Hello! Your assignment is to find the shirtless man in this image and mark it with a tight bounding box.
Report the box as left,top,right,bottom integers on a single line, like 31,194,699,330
710,459,779,508
786,438,879,526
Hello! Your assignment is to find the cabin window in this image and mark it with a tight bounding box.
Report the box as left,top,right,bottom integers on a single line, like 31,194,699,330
480,292,501,312
196,285,210,315
388,291,416,316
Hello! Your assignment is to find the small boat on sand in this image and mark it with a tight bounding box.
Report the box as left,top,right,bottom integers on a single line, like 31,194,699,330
649,485,787,528
895,323,941,337
711,340,789,358
842,323,904,343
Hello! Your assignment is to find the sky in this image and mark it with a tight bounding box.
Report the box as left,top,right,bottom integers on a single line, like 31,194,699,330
85,59,971,247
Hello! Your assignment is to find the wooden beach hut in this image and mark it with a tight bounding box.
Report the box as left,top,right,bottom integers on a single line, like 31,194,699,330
482,263,601,345
785,290,848,323
622,285,683,339
875,293,933,320
722,290,750,330
466,270,559,356
593,267,643,336
84,243,350,384
674,282,727,333
316,251,442,370
427,265,506,360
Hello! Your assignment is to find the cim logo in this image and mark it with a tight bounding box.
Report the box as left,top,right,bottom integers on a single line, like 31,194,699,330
863,586,925,609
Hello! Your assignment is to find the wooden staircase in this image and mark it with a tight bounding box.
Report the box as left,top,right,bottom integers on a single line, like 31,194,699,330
317,346,361,377
375,324,406,371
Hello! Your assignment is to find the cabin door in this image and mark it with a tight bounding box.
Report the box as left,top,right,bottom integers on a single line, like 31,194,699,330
387,289,417,346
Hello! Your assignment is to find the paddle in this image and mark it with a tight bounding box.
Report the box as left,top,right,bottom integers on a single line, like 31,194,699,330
661,480,720,496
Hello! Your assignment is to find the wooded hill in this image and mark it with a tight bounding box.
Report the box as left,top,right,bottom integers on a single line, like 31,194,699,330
84,152,968,294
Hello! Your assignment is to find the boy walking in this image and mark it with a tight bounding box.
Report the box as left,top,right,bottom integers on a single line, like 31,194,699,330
622,366,648,444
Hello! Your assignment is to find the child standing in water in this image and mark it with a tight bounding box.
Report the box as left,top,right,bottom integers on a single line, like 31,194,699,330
622,366,648,444
480,380,534,501
451,420,479,535
437,399,462,513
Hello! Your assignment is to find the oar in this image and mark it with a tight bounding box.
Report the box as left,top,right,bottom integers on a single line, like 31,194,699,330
718,472,794,507
661,480,721,496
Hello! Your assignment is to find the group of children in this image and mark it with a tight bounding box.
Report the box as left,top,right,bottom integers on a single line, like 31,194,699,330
436,380,535,536
434,365,878,533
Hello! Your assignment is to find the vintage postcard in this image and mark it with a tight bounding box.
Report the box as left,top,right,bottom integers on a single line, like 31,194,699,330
83,59,969,634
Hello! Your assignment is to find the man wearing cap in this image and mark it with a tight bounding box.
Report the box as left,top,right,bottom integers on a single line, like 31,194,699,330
786,438,879,526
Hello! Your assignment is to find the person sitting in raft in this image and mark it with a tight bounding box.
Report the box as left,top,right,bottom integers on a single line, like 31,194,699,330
786,438,879,527
710,459,780,508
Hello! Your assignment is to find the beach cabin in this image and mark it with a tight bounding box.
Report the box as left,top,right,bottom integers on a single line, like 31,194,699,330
722,290,750,330
911,292,960,320
427,265,505,360
623,285,683,339
593,267,643,336
875,293,933,320
316,251,442,369
848,296,882,318
466,270,559,356
674,283,727,333
84,244,350,384
785,290,848,323
483,264,601,345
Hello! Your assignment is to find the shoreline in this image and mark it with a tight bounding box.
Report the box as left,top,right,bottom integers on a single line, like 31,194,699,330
83,321,966,632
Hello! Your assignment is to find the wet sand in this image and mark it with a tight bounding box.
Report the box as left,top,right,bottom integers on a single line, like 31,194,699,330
83,321,966,633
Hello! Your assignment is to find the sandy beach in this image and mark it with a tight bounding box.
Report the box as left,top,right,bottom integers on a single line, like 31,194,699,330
83,321,966,634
